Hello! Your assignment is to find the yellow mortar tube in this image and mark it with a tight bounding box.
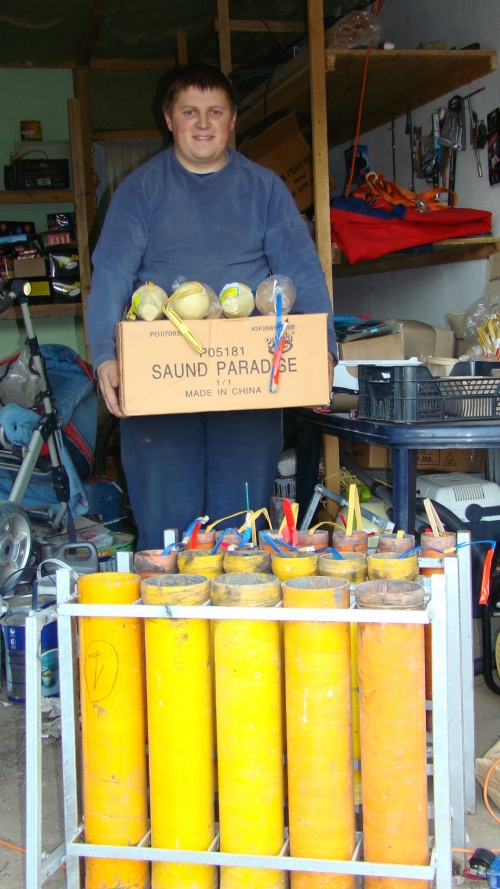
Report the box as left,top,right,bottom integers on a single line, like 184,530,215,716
355,580,429,889
367,552,419,582
211,572,285,889
142,574,216,889
318,552,366,585
223,548,272,574
283,576,355,889
318,552,366,803
350,621,362,806
178,548,224,578
78,572,149,889
271,551,318,582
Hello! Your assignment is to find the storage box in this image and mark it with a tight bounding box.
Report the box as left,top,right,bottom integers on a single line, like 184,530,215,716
339,439,484,473
13,257,46,278
47,248,79,278
398,320,454,358
117,314,330,416
4,158,70,190
39,231,76,249
0,221,36,237
50,278,81,302
249,113,314,212
338,332,405,361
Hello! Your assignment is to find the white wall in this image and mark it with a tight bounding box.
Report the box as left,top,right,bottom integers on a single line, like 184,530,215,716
329,0,500,326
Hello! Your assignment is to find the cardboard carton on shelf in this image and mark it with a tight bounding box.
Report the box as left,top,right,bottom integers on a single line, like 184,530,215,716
13,257,46,278
248,112,315,212
339,438,485,473
397,320,454,358
117,314,330,416
338,331,405,362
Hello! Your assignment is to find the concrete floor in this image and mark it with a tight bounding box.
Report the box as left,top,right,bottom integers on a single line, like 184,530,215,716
0,667,499,887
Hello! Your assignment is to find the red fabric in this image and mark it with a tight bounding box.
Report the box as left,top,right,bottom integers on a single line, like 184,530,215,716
330,206,493,264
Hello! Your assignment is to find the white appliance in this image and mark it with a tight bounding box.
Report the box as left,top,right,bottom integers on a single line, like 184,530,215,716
415,472,500,522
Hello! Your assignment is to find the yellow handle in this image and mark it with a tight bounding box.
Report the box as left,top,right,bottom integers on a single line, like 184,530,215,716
164,305,204,354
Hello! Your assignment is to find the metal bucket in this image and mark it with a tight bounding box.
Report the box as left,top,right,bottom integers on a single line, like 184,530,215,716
1,609,57,703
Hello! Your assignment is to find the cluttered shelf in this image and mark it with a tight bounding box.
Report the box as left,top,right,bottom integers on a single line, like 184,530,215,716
332,236,500,277
0,303,83,321
236,48,497,145
0,189,75,204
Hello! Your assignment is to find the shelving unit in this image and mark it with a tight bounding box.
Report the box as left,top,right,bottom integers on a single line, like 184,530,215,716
0,99,90,353
332,235,500,277
237,32,497,288
237,48,497,147
0,189,74,204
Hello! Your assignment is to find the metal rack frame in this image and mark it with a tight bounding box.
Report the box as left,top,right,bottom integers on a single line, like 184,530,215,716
24,541,475,889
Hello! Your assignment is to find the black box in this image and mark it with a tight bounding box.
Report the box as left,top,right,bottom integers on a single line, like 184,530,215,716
4,159,70,190
50,278,81,303
47,248,79,278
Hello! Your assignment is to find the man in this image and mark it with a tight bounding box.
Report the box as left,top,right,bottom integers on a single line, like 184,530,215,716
87,63,337,550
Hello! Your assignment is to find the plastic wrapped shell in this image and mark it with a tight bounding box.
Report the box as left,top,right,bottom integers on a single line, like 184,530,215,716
219,282,255,318
255,275,296,315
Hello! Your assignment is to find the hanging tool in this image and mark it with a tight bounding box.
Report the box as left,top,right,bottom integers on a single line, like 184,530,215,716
463,85,486,177
406,105,415,191
388,114,396,181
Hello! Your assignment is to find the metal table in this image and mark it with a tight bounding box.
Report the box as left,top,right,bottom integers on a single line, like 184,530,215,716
287,408,500,532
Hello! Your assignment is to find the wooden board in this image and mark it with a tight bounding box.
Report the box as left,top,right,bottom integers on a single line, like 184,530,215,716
236,49,497,145
0,189,74,204
0,304,83,321
332,236,500,278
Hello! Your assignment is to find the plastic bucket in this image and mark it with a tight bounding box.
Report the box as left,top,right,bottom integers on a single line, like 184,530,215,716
1,610,57,703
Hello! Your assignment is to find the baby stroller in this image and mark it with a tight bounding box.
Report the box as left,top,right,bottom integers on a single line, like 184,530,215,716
0,278,97,585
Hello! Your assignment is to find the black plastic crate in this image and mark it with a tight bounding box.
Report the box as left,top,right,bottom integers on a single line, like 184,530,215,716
4,159,70,190
358,364,500,423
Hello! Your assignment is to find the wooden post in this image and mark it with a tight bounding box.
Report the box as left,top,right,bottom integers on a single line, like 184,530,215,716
216,0,236,149
323,435,341,522
68,98,92,361
307,0,332,304
308,0,338,505
75,68,98,250
177,32,188,67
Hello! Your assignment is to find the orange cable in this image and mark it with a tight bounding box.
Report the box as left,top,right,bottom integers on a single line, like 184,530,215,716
345,0,382,195
0,837,66,870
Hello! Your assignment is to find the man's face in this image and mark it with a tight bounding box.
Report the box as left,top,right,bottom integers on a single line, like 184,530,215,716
164,86,236,173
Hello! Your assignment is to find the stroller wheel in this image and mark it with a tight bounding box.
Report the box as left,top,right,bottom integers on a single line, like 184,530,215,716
0,502,32,588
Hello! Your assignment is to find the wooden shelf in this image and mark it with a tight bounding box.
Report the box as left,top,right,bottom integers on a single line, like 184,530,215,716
332,236,500,277
0,189,74,204
236,49,497,146
0,303,83,321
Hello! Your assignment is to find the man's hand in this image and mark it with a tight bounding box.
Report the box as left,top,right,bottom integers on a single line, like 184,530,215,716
97,360,124,418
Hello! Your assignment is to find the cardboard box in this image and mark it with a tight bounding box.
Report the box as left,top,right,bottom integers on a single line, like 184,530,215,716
117,314,329,416
249,113,314,212
13,257,46,278
398,320,454,358
339,438,485,473
338,332,405,362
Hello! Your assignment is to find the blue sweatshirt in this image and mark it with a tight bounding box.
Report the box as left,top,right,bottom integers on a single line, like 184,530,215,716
87,146,337,369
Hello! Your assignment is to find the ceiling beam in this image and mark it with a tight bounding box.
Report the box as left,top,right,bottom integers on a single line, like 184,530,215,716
0,61,75,68
77,0,115,67
89,57,176,69
215,19,307,32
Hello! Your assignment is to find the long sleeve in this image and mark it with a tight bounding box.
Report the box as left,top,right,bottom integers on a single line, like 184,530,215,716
86,176,149,369
263,175,338,361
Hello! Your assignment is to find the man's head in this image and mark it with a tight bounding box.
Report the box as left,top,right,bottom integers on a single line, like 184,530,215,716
163,64,237,173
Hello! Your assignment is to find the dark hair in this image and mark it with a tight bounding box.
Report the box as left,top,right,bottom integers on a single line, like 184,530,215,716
162,63,236,114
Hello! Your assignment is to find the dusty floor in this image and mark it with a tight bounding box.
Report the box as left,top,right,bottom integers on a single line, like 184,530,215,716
0,658,499,887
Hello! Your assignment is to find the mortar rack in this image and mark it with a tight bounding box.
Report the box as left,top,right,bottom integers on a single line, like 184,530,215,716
24,534,476,889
